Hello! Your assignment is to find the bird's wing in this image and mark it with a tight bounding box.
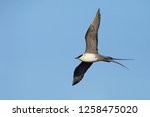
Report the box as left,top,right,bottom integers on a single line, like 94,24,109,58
85,9,101,54
73,62,93,85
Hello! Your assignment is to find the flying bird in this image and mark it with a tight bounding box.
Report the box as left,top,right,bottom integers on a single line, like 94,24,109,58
73,9,131,86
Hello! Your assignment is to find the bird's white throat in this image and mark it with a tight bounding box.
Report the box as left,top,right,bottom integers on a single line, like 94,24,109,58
79,53,98,62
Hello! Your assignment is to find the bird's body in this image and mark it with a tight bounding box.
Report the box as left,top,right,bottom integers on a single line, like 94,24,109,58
73,9,130,86
78,53,111,62
78,53,99,62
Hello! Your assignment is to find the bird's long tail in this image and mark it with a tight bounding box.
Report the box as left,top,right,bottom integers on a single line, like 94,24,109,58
112,58,133,69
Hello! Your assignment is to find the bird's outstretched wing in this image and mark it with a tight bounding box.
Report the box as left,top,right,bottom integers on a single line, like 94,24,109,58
73,62,93,85
85,9,101,54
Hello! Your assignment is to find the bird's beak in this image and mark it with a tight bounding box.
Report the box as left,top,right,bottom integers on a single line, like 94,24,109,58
75,55,82,59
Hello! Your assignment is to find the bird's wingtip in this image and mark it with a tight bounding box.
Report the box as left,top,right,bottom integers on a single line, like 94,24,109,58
72,82,76,86
72,79,78,86
97,8,100,13
72,76,81,86
72,75,84,86
96,8,101,17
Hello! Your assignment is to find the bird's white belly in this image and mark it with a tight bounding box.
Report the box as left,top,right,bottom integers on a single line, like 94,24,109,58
79,53,98,62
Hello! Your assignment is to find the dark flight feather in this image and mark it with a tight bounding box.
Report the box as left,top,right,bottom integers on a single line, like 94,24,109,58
73,62,93,85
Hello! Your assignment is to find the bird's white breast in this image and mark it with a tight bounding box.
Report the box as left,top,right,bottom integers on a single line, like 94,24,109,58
79,53,98,62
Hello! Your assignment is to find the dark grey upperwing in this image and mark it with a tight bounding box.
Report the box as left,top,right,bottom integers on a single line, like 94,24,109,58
73,62,93,85
85,9,101,53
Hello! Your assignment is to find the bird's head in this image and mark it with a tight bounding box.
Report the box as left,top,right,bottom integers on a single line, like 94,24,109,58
75,54,83,60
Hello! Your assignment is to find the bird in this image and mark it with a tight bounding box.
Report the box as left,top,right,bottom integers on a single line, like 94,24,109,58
73,9,131,86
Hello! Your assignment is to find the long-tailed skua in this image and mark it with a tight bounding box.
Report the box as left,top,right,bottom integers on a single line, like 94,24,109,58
73,9,131,86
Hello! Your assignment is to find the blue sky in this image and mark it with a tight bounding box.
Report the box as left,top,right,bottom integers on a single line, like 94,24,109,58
0,0,150,100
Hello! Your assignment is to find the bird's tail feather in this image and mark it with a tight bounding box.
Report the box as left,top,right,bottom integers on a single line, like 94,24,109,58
111,58,133,69
112,58,134,61
112,60,128,69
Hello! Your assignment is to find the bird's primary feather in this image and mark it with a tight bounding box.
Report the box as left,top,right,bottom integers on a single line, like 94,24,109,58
73,62,93,85
85,9,101,54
